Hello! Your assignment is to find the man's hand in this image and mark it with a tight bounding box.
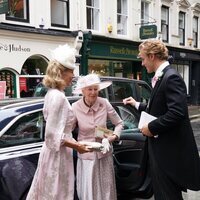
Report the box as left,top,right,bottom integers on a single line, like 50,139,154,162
123,97,137,107
140,124,154,137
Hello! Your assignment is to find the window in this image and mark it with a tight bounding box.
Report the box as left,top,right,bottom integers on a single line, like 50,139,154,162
0,70,16,98
51,0,69,28
136,82,151,104
172,63,189,93
117,0,128,35
117,106,138,130
112,81,135,101
88,59,133,78
141,0,149,25
161,6,169,42
6,0,29,22
0,111,45,148
179,12,185,45
86,0,100,30
20,56,48,97
193,16,198,48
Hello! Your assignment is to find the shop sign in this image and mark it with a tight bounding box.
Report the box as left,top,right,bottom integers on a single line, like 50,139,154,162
0,43,31,53
140,25,157,40
90,42,139,60
0,81,6,99
0,0,8,14
19,77,27,92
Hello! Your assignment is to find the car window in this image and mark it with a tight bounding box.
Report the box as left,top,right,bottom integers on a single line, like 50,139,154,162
33,83,48,97
112,81,135,101
106,105,139,132
0,111,45,148
136,82,151,104
117,106,138,130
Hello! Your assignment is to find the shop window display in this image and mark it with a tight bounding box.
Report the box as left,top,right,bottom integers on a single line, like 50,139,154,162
0,71,16,98
19,56,48,97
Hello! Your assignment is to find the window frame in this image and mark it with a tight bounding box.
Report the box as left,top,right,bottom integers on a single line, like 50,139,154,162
6,0,29,23
117,0,128,35
193,16,198,48
141,0,149,25
171,62,189,94
51,0,70,28
179,11,185,46
161,5,169,43
86,0,100,31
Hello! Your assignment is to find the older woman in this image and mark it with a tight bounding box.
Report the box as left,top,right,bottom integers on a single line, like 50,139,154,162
72,73,123,200
26,44,90,200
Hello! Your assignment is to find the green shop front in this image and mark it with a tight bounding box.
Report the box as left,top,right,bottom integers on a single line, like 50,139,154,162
80,35,151,84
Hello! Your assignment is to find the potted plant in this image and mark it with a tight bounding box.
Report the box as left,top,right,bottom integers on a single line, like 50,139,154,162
8,0,20,17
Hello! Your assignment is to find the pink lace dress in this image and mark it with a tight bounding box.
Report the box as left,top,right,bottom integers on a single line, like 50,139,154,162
26,89,75,200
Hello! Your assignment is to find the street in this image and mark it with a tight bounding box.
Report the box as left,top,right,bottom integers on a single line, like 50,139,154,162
192,119,200,151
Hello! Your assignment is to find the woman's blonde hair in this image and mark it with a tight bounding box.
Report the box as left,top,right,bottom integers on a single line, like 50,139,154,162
43,60,67,90
139,39,168,60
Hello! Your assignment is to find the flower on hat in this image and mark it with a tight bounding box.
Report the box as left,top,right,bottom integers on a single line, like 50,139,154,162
51,44,76,70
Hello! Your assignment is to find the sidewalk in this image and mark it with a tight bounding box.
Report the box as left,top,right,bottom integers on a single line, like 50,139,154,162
188,105,200,120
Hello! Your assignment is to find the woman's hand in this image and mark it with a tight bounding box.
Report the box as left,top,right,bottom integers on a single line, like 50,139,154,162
63,138,92,154
76,143,93,154
104,134,118,143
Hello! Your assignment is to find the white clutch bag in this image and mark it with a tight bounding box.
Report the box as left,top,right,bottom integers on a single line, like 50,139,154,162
95,126,113,138
79,141,104,151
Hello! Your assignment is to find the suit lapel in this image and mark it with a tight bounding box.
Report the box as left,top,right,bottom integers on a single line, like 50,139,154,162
147,66,171,112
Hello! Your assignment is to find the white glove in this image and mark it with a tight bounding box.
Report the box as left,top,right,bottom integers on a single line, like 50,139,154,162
101,138,111,154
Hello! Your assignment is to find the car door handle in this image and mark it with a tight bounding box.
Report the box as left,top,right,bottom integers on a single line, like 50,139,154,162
113,140,123,145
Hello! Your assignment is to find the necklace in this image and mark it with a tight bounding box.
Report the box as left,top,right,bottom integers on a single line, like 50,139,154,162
83,97,92,107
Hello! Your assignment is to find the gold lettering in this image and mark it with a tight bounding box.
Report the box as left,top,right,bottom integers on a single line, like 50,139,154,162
110,46,137,56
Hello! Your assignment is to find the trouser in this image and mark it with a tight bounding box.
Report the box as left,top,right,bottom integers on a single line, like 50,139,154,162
148,142,184,200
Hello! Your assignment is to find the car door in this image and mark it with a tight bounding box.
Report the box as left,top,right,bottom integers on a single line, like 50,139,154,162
0,105,45,200
108,103,152,199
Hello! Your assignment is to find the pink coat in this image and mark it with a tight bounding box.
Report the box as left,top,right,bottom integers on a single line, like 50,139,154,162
72,97,123,160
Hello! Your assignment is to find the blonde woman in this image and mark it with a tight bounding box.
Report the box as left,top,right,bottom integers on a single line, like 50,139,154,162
26,44,90,200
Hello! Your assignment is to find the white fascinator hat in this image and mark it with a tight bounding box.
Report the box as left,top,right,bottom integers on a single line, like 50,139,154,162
73,73,112,94
51,44,76,70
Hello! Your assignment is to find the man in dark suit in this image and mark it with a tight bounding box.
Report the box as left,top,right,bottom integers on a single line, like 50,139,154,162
123,39,200,200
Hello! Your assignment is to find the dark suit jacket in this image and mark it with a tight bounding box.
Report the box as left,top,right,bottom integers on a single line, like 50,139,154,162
139,65,200,190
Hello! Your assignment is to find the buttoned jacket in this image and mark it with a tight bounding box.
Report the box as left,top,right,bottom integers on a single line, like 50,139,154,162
72,97,123,160
139,66,200,190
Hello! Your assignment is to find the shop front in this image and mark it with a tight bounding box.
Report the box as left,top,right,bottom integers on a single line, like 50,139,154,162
80,34,200,105
168,47,200,105
0,31,76,98
80,34,149,82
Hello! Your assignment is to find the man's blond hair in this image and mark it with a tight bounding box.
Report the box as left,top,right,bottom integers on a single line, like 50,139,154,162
139,39,168,60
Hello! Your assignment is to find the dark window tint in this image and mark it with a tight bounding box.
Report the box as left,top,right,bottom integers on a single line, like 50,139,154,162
113,81,135,101
0,111,45,148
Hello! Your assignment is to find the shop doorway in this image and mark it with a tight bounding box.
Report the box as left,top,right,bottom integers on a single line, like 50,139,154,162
191,61,200,105
19,55,48,97
0,70,17,98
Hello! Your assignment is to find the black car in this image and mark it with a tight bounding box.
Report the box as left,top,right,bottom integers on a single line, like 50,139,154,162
0,77,152,200
34,76,151,104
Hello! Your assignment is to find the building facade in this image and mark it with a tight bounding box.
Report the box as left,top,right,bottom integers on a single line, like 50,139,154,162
0,0,199,104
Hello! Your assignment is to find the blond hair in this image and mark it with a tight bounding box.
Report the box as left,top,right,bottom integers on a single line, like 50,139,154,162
139,39,168,60
43,60,67,90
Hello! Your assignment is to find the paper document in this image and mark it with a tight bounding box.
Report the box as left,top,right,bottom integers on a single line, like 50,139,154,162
95,126,113,138
138,111,157,129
